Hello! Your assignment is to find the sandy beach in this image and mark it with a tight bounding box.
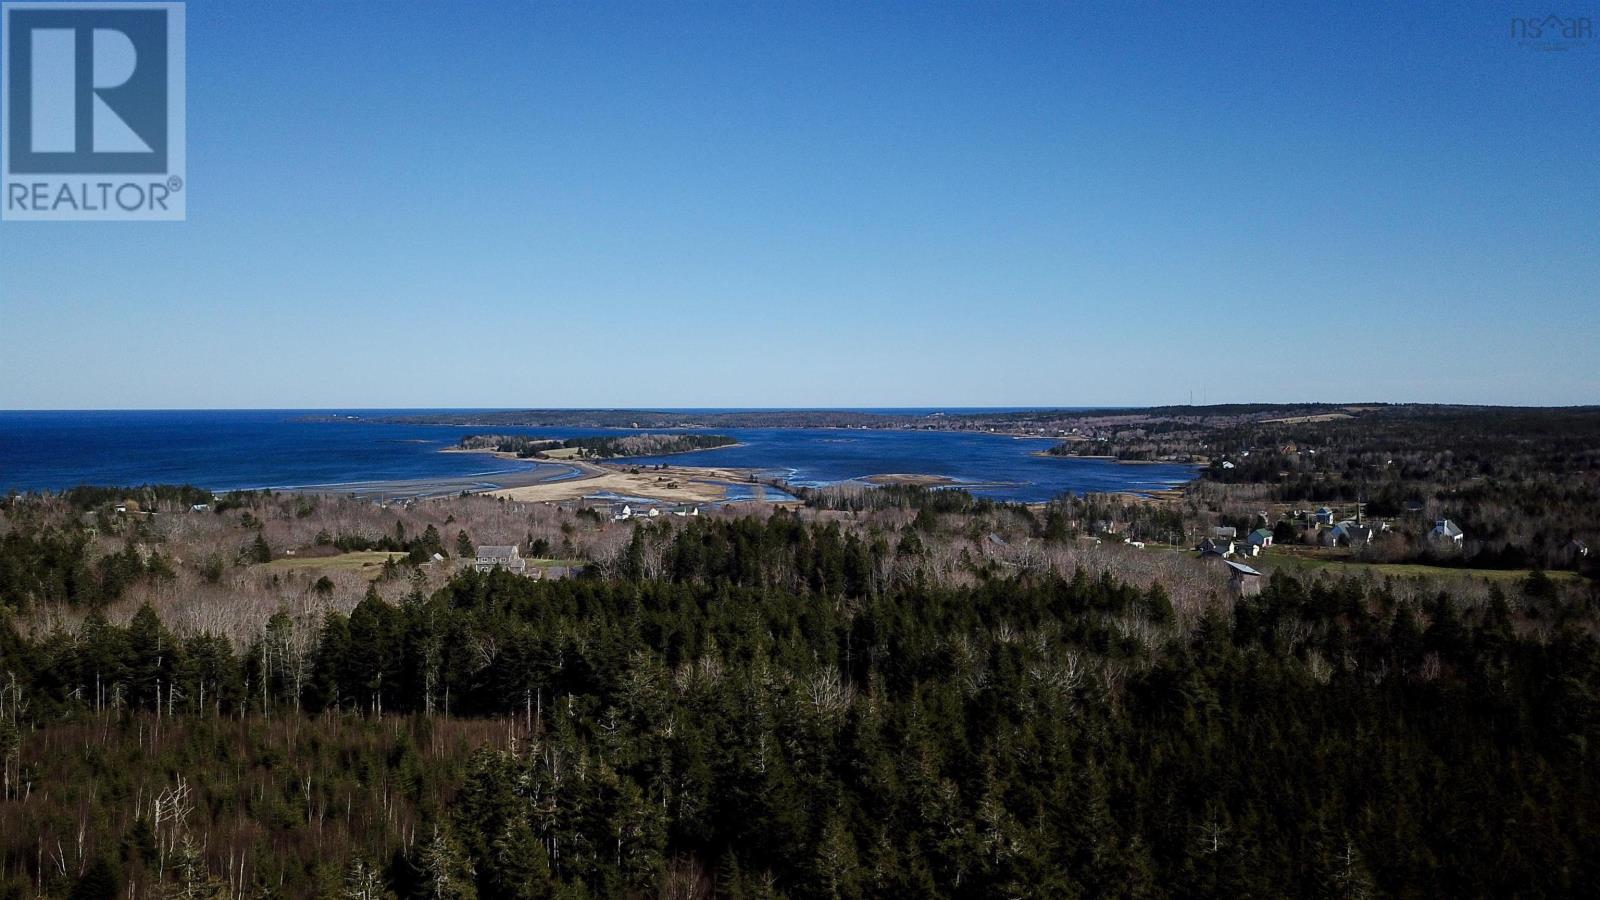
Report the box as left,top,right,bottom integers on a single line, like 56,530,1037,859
486,459,784,504
862,473,959,486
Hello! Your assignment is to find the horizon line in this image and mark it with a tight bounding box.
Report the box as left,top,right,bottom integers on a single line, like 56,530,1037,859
3,402,1600,414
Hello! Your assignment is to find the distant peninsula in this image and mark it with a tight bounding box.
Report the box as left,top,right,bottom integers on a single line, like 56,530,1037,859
456,432,738,460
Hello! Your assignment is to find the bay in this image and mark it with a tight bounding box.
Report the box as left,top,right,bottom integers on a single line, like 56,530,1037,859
0,410,1196,502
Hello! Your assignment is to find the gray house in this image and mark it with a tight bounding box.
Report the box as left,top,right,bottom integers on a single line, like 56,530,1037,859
1327,520,1375,547
474,545,527,574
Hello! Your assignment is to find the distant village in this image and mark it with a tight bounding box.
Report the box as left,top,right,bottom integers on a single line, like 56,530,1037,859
1195,505,1468,560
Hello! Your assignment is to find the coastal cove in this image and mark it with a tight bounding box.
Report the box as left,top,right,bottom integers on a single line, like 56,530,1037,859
0,410,1198,502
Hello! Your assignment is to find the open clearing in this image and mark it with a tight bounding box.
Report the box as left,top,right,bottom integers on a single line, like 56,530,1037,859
1257,552,1586,583
256,551,587,578
255,551,405,578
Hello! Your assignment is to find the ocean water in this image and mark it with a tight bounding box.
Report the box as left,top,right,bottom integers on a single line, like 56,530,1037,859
0,410,1196,502
616,427,1196,503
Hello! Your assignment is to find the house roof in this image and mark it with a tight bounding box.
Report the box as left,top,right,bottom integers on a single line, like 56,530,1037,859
1224,560,1262,577
1430,520,1463,538
1249,528,1273,541
477,545,519,558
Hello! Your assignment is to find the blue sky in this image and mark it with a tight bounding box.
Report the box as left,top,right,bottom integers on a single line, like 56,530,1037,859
1,0,1596,409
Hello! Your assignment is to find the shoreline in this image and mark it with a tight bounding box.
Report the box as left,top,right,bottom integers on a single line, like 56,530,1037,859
260,434,1200,506
440,440,750,463
1030,450,1199,465
274,449,1196,505
486,458,786,505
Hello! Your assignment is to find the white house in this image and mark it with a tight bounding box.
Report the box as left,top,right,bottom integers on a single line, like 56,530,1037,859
1429,519,1465,545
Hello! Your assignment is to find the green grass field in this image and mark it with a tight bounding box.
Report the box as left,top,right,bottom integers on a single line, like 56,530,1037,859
255,551,405,578
1256,551,1586,584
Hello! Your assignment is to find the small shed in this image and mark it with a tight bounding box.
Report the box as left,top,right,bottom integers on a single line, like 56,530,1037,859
1224,559,1264,597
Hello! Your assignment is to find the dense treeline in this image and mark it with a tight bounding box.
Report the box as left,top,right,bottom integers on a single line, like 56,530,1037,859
325,522,449,563
0,528,174,610
794,483,994,515
3,514,1599,898
57,485,215,512
562,435,738,459
1046,432,1206,463
458,435,565,457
